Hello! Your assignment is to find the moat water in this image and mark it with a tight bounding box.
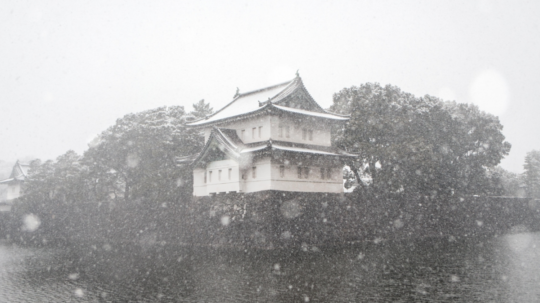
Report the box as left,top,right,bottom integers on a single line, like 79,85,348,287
1,233,540,302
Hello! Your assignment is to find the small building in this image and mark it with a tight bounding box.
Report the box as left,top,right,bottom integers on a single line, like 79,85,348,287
186,74,355,196
0,160,31,211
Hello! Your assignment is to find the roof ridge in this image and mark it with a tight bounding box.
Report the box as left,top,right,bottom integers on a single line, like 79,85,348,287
187,78,295,125
237,78,295,98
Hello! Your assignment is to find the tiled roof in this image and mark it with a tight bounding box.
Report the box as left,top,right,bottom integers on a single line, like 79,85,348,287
187,79,295,127
0,160,31,184
190,127,356,167
0,178,14,185
186,76,347,127
272,105,349,120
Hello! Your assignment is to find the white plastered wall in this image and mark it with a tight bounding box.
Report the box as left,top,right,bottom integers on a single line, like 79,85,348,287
269,115,331,146
202,115,332,146
269,160,343,193
193,159,241,196
202,116,272,144
6,182,21,200
241,157,272,193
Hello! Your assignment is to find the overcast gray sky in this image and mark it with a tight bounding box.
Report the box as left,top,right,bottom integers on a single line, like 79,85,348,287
1,0,539,173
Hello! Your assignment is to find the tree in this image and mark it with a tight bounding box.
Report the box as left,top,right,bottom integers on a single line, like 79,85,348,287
13,151,86,244
491,166,524,197
191,99,213,119
524,150,540,198
83,106,204,204
330,83,511,198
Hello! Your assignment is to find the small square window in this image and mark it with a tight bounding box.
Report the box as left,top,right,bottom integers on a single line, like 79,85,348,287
252,166,257,178
280,165,285,177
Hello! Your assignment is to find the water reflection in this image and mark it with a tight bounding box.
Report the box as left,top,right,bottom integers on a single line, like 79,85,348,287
1,233,540,302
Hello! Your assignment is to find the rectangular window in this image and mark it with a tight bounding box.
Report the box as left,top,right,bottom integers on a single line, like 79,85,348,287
308,130,313,141
242,172,246,180
241,129,245,140
252,127,256,139
302,129,307,140
286,126,290,138
278,126,283,138
252,166,257,178
326,168,332,180
209,171,212,182
280,165,285,177
259,126,262,138
297,166,302,179
228,168,232,180
204,171,207,183
320,167,325,180
218,170,222,181
303,167,309,179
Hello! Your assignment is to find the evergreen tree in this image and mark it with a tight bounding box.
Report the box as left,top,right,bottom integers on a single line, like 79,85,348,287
524,150,540,198
331,83,511,198
191,99,213,119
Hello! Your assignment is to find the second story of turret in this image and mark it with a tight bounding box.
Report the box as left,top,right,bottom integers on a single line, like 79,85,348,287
187,74,349,147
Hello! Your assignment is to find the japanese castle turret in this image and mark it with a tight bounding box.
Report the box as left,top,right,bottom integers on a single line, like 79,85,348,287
186,74,355,196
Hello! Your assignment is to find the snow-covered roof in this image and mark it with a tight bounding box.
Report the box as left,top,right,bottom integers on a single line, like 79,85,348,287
186,76,347,127
0,178,14,185
187,80,294,126
272,105,349,120
0,160,31,184
191,126,356,167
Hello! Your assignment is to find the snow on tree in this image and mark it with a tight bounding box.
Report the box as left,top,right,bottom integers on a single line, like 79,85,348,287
330,83,511,198
524,150,540,198
190,99,214,119
83,106,204,203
